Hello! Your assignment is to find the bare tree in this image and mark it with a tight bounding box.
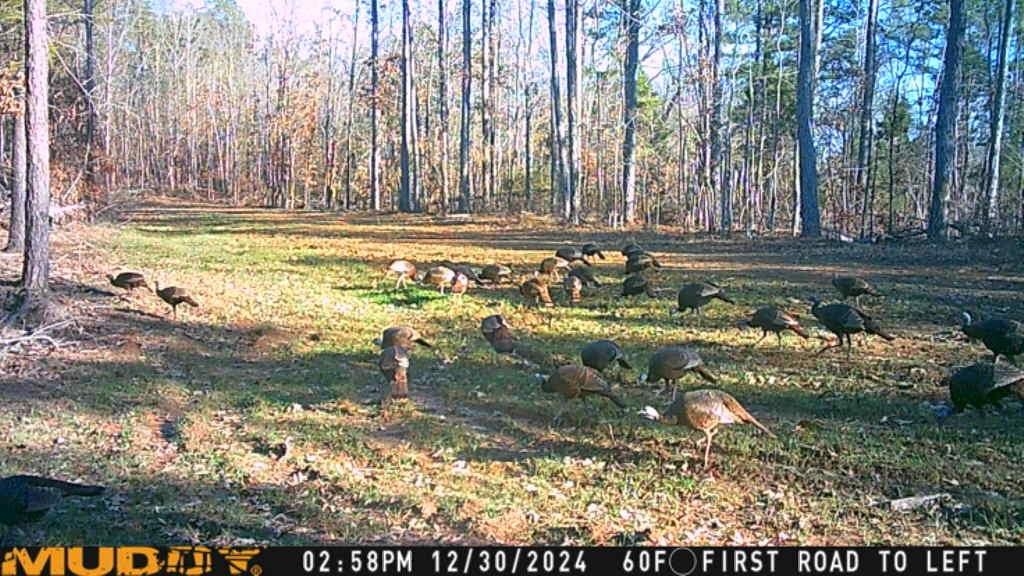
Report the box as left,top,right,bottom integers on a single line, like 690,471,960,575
621,0,640,225
458,0,473,212
796,0,820,237
982,0,1015,233
928,0,964,240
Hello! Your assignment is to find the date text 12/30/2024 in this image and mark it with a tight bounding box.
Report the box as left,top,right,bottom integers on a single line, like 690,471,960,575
296,548,992,576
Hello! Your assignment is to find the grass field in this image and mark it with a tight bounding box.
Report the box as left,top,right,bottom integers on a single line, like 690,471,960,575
1,199,1022,545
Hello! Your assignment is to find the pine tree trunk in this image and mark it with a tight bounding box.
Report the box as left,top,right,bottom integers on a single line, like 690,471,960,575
547,0,563,215
399,0,415,212
565,0,582,224
487,0,499,210
480,0,492,209
796,0,820,237
856,0,878,239
370,0,382,211
458,0,473,212
399,0,417,213
621,0,640,225
21,0,51,299
83,0,97,184
437,0,450,214
524,0,536,210
710,0,726,233
928,0,964,240
342,2,361,211
4,107,26,254
982,0,1015,234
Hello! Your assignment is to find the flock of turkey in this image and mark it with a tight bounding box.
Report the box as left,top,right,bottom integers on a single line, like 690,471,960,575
379,240,1024,468
3,239,1021,534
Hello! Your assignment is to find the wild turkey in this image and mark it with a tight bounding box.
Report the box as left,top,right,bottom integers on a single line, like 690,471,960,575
622,274,656,297
385,260,418,289
422,266,456,293
379,345,410,402
739,306,809,346
641,390,775,468
960,312,1024,363
620,241,644,257
480,264,513,284
155,282,199,319
832,275,881,306
940,362,1024,414
810,298,894,354
0,475,104,526
555,247,591,266
451,273,470,298
441,261,482,285
479,316,554,368
538,256,570,281
107,271,150,293
568,263,601,287
564,274,583,306
582,242,605,260
624,252,662,275
644,346,717,399
520,277,554,307
540,365,626,409
481,314,517,353
381,325,433,349
581,339,632,373
676,282,734,316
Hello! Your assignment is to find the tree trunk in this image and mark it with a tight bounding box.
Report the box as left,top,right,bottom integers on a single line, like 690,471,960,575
437,0,450,214
982,0,1015,234
565,0,582,225
856,0,878,239
796,0,820,237
458,0,473,212
83,0,97,184
621,0,640,225
547,0,569,219
21,0,51,299
370,0,382,211
711,0,727,233
524,0,536,210
4,107,26,254
928,0,964,240
342,2,361,211
480,0,492,209
487,0,499,210
400,0,417,213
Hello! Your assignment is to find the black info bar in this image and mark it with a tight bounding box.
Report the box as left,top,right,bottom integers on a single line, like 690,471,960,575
0,546,1010,576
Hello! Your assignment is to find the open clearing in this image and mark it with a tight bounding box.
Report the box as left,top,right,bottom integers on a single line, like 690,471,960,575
1,200,1022,545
